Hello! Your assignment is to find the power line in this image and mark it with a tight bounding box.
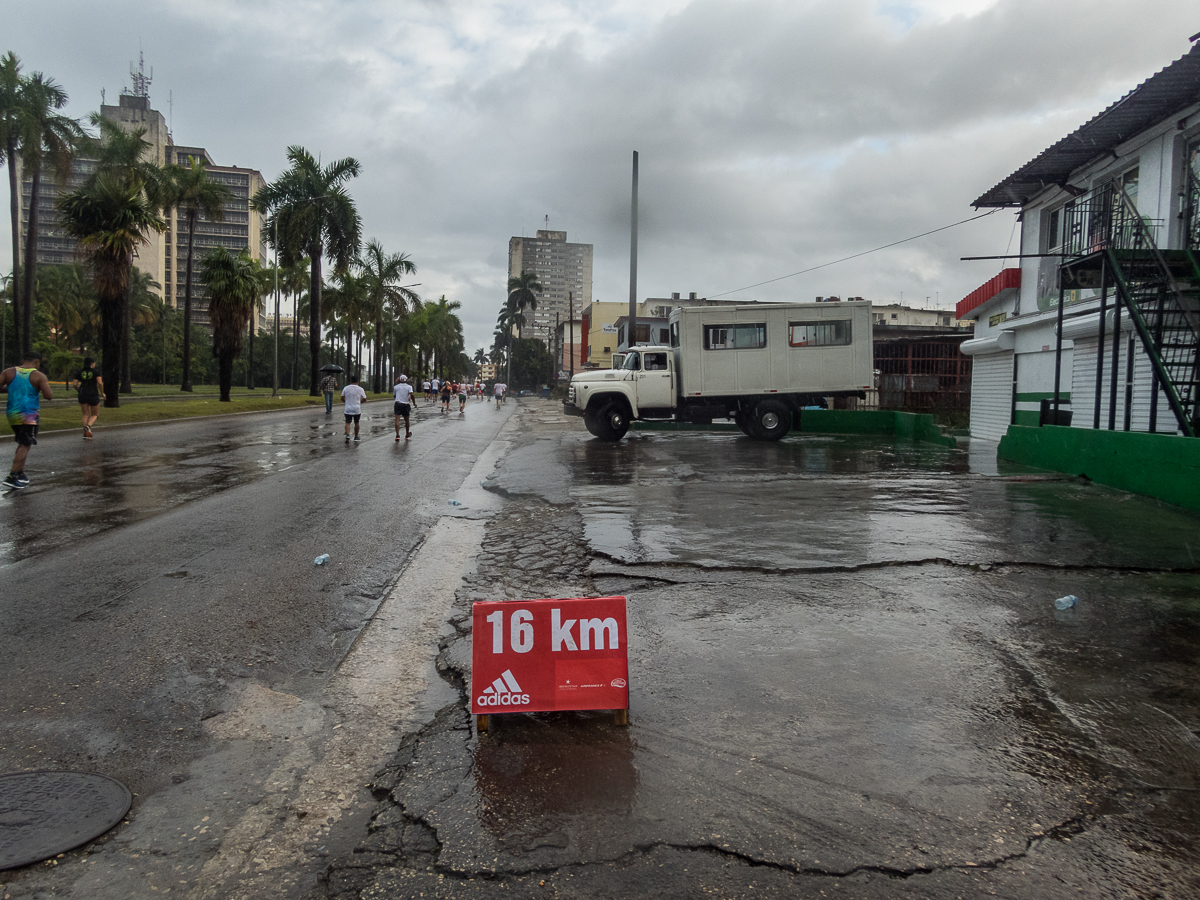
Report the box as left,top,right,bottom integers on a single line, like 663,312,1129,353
707,208,1003,299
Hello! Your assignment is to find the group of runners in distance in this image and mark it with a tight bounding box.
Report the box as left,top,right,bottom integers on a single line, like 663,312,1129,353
3,349,517,491
329,373,510,447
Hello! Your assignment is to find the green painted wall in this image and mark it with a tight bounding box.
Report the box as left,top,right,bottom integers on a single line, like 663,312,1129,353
997,425,1200,511
630,410,957,446
797,410,957,447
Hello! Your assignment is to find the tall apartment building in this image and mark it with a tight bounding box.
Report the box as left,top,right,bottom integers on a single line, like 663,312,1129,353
507,229,592,342
18,69,266,329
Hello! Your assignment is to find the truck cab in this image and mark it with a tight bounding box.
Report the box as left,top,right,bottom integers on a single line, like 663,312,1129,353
566,346,675,440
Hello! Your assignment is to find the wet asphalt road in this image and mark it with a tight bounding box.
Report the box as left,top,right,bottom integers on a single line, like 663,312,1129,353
316,404,1200,899
0,396,514,897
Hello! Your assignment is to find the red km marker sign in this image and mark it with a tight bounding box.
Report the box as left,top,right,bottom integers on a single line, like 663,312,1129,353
471,596,629,731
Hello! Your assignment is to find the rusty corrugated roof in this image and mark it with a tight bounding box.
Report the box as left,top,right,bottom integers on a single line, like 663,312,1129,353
973,43,1200,208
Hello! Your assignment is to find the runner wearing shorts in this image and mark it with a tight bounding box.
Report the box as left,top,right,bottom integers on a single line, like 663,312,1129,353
341,374,367,442
73,356,102,439
2,350,53,490
393,374,416,440
457,382,467,413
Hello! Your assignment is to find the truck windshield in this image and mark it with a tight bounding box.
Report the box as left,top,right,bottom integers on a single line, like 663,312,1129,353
622,352,640,371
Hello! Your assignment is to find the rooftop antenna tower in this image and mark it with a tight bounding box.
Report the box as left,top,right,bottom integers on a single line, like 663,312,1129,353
168,89,173,136
101,88,106,105
128,51,152,99
544,214,549,231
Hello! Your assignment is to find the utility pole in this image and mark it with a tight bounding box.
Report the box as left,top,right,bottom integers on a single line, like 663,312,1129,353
628,151,638,351
272,218,280,397
568,290,574,378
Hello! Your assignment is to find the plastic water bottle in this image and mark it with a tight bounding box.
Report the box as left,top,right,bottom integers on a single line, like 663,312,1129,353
314,554,330,566
448,500,462,507
1054,594,1078,610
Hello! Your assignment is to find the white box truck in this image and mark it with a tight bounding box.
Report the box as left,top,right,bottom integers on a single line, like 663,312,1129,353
564,301,873,441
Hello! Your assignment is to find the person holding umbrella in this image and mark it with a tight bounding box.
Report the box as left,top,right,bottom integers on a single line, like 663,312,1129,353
319,365,343,415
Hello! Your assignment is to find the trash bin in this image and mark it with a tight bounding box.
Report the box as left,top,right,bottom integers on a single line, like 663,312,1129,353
541,386,550,399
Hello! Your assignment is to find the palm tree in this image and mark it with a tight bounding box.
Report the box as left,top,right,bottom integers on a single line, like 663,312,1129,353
16,71,84,352
355,241,417,393
473,348,486,366
252,147,362,396
200,247,261,402
357,240,417,392
83,114,166,393
424,295,463,379
164,157,231,391
1,53,24,353
285,259,310,389
505,270,543,385
57,171,165,406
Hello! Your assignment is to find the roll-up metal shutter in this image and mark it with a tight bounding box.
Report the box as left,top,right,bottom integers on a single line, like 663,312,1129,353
1072,336,1180,433
969,351,1014,440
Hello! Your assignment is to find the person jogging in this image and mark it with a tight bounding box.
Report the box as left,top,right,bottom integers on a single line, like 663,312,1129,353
457,381,467,413
393,374,416,440
341,374,367,442
72,356,102,439
2,350,53,490
439,380,452,414
319,371,339,415
494,381,504,408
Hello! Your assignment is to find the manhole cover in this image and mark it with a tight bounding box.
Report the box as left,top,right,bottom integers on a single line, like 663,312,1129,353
0,772,132,870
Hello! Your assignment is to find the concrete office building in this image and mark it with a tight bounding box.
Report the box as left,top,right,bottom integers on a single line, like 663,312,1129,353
507,230,592,343
17,63,266,330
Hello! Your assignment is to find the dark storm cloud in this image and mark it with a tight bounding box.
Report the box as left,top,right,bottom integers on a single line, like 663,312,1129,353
4,0,1197,350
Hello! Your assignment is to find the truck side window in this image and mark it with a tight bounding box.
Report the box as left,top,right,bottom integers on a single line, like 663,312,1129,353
788,320,851,347
644,352,667,370
703,323,766,350
670,322,680,348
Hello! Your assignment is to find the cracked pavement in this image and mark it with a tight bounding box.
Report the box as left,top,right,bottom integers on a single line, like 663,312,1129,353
308,403,1200,899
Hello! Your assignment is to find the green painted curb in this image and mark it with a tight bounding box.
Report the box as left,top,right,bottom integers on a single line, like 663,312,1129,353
997,425,1200,511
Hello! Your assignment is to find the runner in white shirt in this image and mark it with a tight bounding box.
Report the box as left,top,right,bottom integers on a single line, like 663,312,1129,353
494,382,505,408
341,375,368,442
393,374,417,441
422,380,432,400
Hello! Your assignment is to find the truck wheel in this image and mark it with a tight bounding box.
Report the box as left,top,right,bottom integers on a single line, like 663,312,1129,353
583,409,601,436
595,402,630,441
750,400,791,441
734,412,753,436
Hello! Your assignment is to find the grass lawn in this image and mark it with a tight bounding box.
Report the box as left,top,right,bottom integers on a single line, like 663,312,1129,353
0,385,394,435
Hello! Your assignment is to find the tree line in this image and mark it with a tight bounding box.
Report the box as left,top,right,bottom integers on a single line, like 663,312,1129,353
1,51,472,404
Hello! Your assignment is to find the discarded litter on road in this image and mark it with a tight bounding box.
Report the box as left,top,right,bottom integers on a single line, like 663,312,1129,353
1054,594,1079,610
314,553,330,566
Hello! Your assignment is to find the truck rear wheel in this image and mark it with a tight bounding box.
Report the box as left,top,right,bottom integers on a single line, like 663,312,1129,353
750,400,791,441
734,411,753,436
594,402,630,441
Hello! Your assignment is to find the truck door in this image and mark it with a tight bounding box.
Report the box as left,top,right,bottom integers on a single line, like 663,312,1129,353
635,351,674,412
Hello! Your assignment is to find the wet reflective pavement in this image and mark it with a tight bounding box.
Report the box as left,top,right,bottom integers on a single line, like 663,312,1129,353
324,405,1200,899
0,398,516,898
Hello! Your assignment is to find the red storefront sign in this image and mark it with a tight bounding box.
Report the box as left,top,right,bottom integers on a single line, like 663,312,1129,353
471,596,629,715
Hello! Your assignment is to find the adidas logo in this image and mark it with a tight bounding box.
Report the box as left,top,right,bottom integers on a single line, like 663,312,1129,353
476,669,531,707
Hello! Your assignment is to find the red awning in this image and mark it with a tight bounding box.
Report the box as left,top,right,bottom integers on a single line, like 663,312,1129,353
957,268,1020,319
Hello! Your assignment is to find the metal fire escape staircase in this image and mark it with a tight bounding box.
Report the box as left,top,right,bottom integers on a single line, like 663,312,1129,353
1060,183,1200,437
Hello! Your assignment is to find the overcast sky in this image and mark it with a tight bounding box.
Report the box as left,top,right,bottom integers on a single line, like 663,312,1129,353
5,0,1198,352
